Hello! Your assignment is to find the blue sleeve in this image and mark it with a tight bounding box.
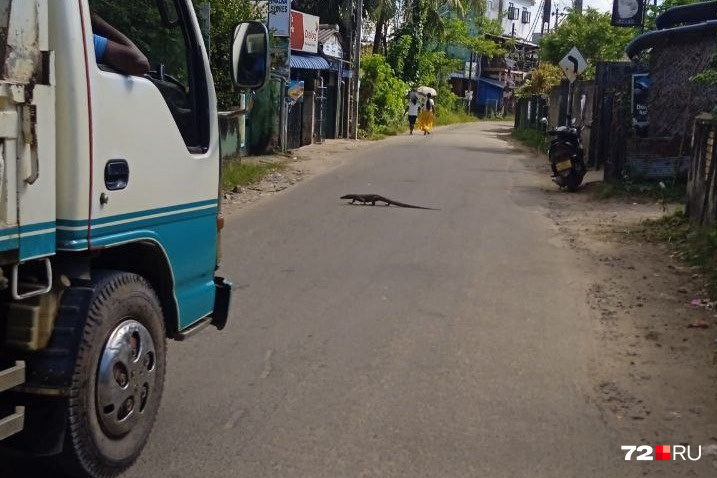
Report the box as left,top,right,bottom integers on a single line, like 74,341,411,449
93,34,108,62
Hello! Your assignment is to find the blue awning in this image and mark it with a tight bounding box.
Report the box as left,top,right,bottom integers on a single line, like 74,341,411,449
290,54,330,70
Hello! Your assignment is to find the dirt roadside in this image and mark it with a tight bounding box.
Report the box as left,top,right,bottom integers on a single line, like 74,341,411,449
506,132,717,474
221,139,376,216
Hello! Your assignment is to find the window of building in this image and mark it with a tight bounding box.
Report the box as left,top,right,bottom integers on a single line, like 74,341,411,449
507,3,520,20
522,8,531,23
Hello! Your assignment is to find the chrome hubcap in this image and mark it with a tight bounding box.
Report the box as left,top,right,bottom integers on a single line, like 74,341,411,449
96,320,157,437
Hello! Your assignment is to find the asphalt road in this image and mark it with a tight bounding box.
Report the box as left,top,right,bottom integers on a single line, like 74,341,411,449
8,122,634,477
127,122,633,478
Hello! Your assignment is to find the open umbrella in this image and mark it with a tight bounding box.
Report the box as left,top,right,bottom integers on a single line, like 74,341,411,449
416,86,437,97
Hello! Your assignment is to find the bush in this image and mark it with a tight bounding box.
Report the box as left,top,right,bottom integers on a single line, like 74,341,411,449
359,54,410,135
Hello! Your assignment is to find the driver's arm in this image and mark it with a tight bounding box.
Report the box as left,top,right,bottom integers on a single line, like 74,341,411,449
91,12,150,76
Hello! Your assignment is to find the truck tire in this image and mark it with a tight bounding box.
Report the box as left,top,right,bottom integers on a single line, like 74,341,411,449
62,271,166,478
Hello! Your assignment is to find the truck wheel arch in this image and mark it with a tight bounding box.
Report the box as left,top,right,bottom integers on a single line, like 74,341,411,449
91,240,180,338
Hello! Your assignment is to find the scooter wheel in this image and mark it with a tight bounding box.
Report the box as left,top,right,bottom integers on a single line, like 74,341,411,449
565,171,583,192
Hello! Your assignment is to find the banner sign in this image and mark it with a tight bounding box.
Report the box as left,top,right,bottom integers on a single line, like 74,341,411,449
291,10,320,54
632,73,650,136
288,80,305,105
611,0,645,27
268,0,290,36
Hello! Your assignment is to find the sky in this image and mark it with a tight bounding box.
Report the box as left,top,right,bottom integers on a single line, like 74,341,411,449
583,0,614,12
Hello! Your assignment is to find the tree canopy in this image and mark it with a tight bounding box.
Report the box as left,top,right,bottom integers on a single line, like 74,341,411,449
539,8,636,78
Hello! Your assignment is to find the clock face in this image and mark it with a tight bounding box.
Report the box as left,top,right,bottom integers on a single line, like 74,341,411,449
618,0,639,18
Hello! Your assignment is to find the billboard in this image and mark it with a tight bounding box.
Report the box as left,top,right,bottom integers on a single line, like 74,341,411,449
611,0,645,27
291,10,320,54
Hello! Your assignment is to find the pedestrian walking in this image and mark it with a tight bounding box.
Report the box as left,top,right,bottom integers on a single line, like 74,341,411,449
417,93,435,135
405,96,420,135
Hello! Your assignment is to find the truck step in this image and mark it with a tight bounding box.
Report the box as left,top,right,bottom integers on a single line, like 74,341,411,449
0,361,25,392
0,406,24,441
0,361,25,441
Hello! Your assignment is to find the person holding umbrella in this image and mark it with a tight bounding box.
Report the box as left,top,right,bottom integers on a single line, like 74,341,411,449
416,87,436,135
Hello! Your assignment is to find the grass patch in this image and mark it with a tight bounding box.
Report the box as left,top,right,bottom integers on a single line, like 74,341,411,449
511,127,549,153
635,211,717,297
222,160,286,191
592,180,686,204
435,110,478,126
361,110,477,140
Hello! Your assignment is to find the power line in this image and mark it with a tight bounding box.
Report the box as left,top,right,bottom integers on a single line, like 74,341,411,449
528,0,544,40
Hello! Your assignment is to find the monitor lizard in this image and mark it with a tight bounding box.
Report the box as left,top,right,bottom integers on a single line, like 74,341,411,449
340,194,439,210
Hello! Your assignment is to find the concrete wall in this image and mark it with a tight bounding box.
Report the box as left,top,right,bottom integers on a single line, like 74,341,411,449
219,114,245,161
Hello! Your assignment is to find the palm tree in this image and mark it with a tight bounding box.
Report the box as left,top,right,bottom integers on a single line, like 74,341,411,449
422,0,487,39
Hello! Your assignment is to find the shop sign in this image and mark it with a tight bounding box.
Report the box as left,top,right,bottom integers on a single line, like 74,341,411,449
322,35,344,59
291,10,320,54
268,0,290,36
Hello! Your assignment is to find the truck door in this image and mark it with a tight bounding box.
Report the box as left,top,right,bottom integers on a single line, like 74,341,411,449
0,0,56,265
84,0,218,328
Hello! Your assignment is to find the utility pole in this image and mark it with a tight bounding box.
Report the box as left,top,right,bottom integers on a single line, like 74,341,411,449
554,5,559,30
352,0,364,140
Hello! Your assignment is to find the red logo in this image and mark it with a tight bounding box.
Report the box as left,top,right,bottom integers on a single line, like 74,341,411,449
655,446,671,461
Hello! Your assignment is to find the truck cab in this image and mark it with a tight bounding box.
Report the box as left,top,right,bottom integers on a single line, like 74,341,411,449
0,1,268,476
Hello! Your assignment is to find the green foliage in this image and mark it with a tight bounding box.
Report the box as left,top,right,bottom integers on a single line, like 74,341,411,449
442,18,504,58
222,160,287,190
515,62,563,98
387,34,414,81
417,50,462,113
511,127,550,153
539,8,636,78
359,54,410,135
202,0,261,109
434,109,478,126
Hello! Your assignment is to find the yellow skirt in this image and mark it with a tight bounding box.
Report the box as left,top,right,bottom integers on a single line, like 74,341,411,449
417,111,434,131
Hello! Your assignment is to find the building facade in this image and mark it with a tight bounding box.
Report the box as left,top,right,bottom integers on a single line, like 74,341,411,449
485,0,536,41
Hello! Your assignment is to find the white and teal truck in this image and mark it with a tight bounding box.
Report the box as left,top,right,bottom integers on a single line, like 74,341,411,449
0,1,268,476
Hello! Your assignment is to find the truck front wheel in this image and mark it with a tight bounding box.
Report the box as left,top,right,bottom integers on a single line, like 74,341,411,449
63,271,166,478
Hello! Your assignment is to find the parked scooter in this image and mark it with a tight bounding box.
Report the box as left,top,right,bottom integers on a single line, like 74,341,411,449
541,118,586,192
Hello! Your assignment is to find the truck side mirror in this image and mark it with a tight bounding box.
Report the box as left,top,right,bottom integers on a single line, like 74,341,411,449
231,21,269,90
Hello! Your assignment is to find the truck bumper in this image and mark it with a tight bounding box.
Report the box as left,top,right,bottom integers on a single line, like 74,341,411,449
210,277,233,331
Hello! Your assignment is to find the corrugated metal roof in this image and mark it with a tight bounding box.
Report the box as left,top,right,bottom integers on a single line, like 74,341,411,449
319,25,341,45
290,54,330,70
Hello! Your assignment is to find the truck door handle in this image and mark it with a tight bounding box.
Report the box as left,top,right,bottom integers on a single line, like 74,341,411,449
104,160,129,190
